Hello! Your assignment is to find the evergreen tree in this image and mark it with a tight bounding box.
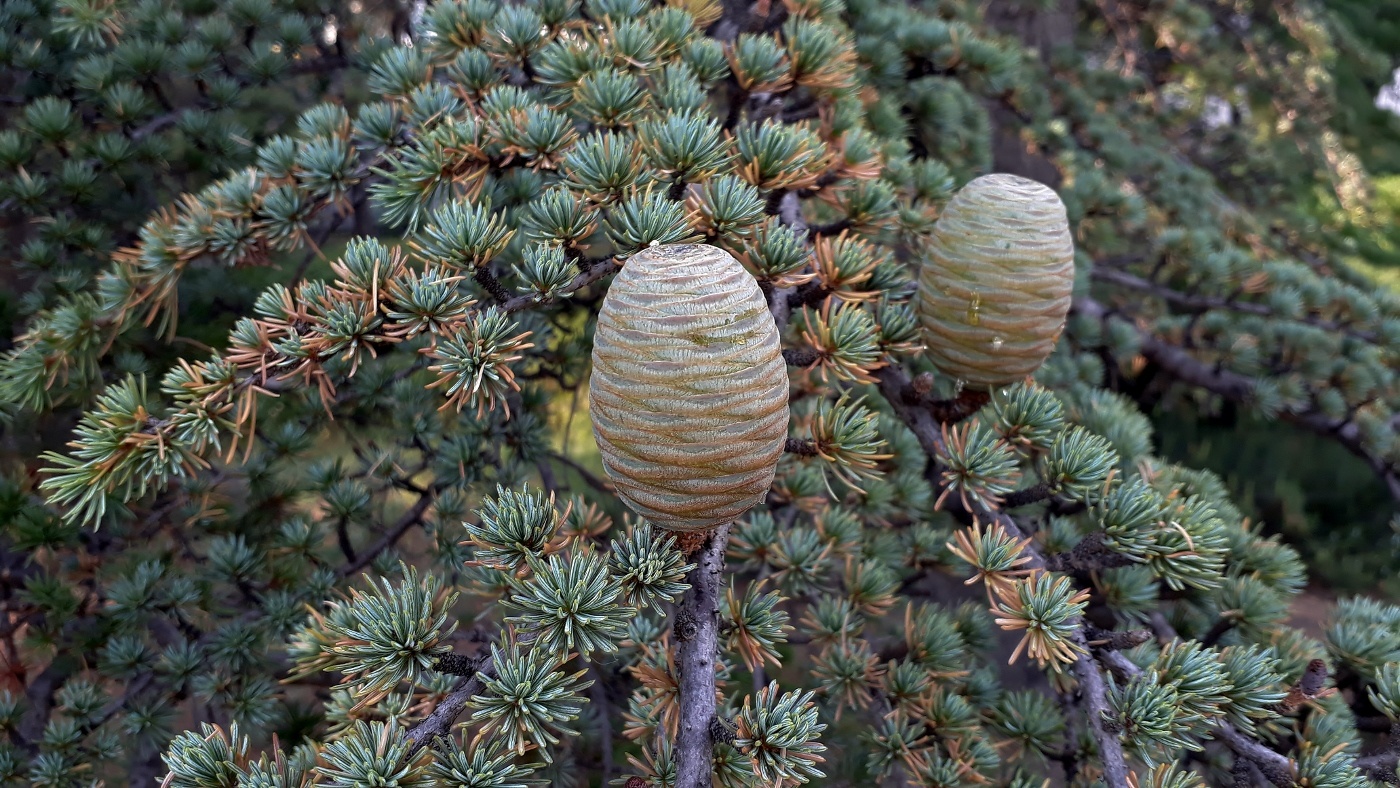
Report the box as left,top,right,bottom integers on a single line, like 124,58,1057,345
0,0,1397,786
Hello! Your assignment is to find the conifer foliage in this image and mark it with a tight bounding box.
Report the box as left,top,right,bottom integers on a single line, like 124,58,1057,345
1,0,1399,786
0,0,387,403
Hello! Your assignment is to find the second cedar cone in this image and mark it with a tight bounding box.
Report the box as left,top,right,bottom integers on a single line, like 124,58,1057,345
916,173,1075,388
590,244,789,533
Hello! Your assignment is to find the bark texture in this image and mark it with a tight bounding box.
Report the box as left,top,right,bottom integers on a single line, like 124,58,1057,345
673,524,729,788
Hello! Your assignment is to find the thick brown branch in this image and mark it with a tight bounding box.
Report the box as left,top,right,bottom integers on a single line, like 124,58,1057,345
1274,658,1329,713
767,191,806,332
1083,625,1152,651
1355,751,1398,780
432,653,485,677
1355,721,1399,780
590,665,616,783
928,389,991,425
768,283,797,332
1066,630,1131,786
786,281,831,311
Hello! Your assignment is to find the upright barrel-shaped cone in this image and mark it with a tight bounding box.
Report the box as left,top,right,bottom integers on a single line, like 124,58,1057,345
590,244,789,532
916,173,1075,388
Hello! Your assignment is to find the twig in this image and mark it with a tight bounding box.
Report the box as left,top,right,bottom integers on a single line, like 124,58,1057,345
872,364,1132,787
1147,611,1176,644
79,673,154,738
287,54,351,76
766,191,810,329
1043,531,1138,573
501,259,620,314
768,282,797,332
673,525,729,788
536,459,558,493
926,388,991,425
335,518,357,564
1199,616,1236,648
890,377,992,425
1091,264,1381,339
433,654,483,676
547,451,614,494
1214,723,1294,787
1052,691,1082,782
339,489,436,577
785,282,831,312
1075,296,1400,503
1067,629,1131,786
1274,658,1328,713
1083,625,1152,651
404,661,498,753
289,216,340,289
1001,482,1053,509
474,267,513,304
129,111,181,142
807,218,852,239
782,347,821,367
1101,624,1297,785
1354,721,1399,781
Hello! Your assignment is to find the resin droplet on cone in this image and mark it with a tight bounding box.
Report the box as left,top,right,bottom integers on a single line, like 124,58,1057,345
916,173,1075,388
590,244,789,532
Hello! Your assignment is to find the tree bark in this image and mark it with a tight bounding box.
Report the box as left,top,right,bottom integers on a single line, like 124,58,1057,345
673,524,729,788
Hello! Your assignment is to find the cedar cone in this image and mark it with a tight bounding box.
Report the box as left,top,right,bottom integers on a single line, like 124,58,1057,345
591,244,789,532
916,173,1075,389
